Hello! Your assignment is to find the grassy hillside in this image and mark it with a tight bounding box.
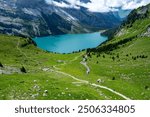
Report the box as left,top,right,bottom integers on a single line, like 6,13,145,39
85,4,150,99
0,35,124,100
0,4,150,100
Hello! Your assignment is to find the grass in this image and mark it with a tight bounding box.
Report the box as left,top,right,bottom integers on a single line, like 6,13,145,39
0,33,149,100
0,9,150,100
0,34,123,100
56,18,150,100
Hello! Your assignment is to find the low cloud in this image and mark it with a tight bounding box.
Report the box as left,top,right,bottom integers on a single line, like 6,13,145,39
45,0,150,12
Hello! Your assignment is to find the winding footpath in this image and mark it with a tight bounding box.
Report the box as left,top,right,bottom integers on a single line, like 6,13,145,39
51,69,89,84
50,68,131,100
80,61,90,74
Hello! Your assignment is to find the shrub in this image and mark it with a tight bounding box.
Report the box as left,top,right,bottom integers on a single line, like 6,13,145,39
87,53,92,58
112,77,116,80
132,56,136,60
0,62,3,67
20,66,27,73
112,56,115,61
116,54,119,58
145,86,149,90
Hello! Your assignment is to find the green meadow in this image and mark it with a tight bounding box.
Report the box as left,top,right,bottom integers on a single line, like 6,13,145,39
0,4,150,100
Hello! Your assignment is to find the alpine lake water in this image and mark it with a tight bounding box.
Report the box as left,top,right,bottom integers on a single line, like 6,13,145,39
33,32,108,54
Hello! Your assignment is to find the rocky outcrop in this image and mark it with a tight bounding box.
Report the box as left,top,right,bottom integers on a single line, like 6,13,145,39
141,26,150,37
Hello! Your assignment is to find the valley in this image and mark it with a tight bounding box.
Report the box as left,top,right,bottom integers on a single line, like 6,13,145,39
0,1,150,100
0,26,149,100
0,35,126,100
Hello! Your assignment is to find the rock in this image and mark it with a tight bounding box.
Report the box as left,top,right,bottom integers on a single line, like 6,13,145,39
0,70,3,74
141,26,150,37
0,66,22,74
57,60,64,63
44,90,48,93
43,93,47,97
31,93,39,98
68,94,71,96
97,79,104,83
42,68,49,71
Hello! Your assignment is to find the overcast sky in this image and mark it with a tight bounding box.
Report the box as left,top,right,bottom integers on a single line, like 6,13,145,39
46,0,150,12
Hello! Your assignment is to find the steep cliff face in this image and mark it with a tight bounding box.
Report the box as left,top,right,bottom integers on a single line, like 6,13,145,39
0,0,122,37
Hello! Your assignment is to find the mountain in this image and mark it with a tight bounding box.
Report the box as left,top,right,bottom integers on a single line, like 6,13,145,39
89,3,150,53
0,3,150,100
0,0,123,37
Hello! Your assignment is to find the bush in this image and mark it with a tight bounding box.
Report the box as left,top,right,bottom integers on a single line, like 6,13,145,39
0,62,3,67
20,66,27,73
87,53,92,58
145,86,149,90
112,77,116,80
116,54,119,58
132,56,136,60
112,56,115,61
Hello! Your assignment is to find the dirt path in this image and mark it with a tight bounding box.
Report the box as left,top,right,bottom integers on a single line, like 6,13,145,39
51,54,131,100
70,53,83,62
80,61,90,74
91,84,131,100
51,69,89,84
50,68,131,100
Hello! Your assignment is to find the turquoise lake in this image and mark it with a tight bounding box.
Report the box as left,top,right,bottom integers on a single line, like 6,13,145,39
33,32,108,54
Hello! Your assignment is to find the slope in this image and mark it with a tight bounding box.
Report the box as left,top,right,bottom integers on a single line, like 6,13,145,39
0,4,150,100
0,34,126,100
57,4,150,100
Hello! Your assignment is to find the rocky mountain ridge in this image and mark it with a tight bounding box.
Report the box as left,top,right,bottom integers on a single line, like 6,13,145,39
0,0,125,37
